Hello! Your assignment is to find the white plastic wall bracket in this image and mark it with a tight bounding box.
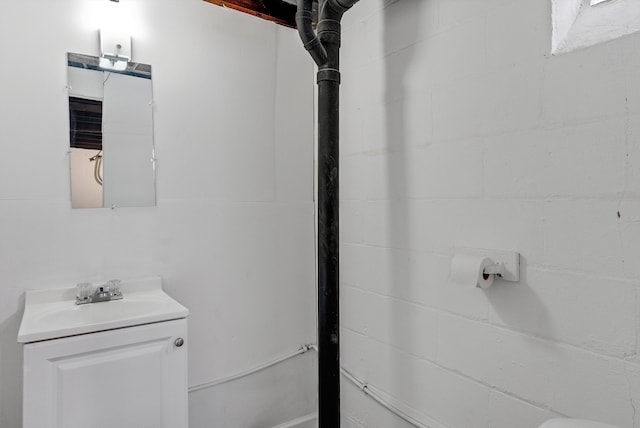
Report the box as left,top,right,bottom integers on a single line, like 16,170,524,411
100,28,131,62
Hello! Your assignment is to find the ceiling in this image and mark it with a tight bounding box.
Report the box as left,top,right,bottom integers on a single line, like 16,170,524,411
203,0,298,28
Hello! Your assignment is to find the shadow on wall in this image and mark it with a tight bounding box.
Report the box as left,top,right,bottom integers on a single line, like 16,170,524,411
484,255,554,340
0,295,24,428
382,0,427,417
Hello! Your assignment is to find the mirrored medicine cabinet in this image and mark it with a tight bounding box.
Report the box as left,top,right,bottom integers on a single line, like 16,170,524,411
67,52,156,209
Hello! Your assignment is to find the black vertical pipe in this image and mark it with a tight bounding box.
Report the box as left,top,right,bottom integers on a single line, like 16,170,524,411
296,0,358,426
317,16,341,427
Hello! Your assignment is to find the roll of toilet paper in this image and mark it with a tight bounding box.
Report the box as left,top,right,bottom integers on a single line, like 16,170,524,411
449,253,495,289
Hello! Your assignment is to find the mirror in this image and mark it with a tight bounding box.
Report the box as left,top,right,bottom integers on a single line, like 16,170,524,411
67,52,156,209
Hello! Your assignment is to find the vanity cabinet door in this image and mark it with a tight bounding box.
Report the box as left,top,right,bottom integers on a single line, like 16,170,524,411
23,319,188,428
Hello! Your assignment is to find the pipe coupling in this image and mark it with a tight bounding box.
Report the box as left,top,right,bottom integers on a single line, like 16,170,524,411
317,68,341,84
318,19,341,47
317,19,341,34
303,36,324,53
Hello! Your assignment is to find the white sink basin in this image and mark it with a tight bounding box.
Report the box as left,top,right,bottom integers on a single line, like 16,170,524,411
18,276,189,343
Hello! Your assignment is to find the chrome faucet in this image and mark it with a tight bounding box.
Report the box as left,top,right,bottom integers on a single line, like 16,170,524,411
76,280,123,305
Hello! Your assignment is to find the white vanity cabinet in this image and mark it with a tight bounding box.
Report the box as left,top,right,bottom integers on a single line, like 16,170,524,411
23,318,188,428
18,277,190,428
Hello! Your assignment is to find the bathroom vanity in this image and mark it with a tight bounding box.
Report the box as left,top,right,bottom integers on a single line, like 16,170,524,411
18,277,189,428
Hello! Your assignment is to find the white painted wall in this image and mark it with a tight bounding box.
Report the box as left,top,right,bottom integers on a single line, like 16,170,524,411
0,1,315,427
339,1,640,427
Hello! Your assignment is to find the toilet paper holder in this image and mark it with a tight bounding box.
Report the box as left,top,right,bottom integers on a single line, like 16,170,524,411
483,261,506,277
451,248,520,287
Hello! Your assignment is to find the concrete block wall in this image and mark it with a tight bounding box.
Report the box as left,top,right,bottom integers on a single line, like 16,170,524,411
339,0,640,427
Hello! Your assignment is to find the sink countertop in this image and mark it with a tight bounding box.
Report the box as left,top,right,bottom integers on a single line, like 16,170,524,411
18,276,189,343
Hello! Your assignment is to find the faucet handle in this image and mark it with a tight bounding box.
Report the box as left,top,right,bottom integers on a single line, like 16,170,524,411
107,279,123,299
107,279,121,292
76,282,93,304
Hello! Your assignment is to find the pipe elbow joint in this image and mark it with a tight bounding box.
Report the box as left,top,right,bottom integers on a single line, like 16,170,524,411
305,38,328,66
323,0,359,17
296,0,328,66
334,0,359,11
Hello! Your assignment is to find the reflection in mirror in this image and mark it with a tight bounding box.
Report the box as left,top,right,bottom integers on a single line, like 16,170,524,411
67,53,156,209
